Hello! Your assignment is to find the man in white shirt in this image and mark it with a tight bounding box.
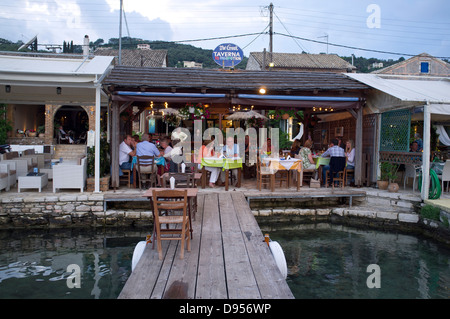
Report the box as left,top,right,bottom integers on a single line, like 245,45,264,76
160,137,180,172
119,135,136,182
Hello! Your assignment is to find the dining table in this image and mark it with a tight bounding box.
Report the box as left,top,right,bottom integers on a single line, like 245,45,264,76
143,187,198,243
200,156,243,191
313,156,330,184
261,157,303,190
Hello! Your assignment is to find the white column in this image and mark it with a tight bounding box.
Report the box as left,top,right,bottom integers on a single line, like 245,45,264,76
94,85,101,193
421,102,431,200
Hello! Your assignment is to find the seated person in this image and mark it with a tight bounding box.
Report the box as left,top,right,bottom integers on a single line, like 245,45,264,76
414,133,423,152
320,138,345,186
259,138,272,156
119,134,136,182
136,133,160,174
59,126,74,144
410,141,419,152
220,136,240,186
160,137,179,172
198,140,221,188
345,139,355,170
290,139,301,158
299,139,316,170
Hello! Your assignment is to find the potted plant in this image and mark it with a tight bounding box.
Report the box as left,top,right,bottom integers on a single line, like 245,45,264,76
268,109,304,120
37,125,45,138
86,136,110,192
178,103,210,120
377,162,390,190
387,163,400,192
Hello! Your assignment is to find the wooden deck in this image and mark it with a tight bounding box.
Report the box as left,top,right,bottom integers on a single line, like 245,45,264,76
118,192,294,299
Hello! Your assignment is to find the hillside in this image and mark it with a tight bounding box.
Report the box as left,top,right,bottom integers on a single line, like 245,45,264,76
100,37,248,69
0,36,416,72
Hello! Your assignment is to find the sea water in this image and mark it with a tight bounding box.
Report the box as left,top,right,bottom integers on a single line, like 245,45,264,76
0,228,149,299
0,224,449,299
262,222,450,299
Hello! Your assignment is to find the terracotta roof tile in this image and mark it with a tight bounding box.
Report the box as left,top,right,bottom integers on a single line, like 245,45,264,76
94,48,167,67
248,52,356,71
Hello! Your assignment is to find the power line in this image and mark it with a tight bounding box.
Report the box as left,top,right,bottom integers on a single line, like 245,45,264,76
274,32,450,59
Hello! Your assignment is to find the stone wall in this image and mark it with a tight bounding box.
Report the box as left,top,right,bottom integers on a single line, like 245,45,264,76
0,193,153,229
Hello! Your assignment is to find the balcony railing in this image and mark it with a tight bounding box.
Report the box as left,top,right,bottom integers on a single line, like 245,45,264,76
379,151,422,165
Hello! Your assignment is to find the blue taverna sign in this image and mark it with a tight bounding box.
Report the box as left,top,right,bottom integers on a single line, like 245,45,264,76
212,43,243,68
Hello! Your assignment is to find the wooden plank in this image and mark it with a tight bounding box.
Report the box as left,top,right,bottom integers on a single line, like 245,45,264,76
231,192,294,299
196,194,227,299
118,240,170,299
150,240,179,299
219,192,261,299
218,192,241,233
161,194,204,299
222,231,261,299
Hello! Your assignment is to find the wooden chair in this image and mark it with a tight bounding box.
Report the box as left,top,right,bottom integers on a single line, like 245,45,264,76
325,157,346,189
152,189,190,260
275,170,289,188
345,168,355,186
256,157,275,192
136,155,157,190
119,169,132,188
164,172,196,188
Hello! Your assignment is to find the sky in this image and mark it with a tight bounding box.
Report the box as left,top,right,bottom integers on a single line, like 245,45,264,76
1,0,449,61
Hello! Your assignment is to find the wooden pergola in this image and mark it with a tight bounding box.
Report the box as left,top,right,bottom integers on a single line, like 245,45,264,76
102,67,369,189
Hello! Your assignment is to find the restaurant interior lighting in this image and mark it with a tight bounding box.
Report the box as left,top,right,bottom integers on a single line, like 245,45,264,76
259,88,266,94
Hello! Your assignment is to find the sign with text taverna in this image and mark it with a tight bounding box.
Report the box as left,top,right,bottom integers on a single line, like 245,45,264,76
212,43,243,68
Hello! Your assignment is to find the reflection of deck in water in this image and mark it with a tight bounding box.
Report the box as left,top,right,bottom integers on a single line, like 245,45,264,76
118,192,294,299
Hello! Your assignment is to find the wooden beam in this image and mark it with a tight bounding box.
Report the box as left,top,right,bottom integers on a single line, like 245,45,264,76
111,101,120,189
119,101,132,114
354,105,363,186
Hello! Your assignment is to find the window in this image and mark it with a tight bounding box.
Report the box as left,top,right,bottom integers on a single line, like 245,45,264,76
420,62,430,73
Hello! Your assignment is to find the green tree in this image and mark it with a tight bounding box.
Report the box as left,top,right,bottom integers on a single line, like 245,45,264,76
0,104,12,145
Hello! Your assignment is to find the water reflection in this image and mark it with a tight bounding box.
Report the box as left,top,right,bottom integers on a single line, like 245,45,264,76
0,228,149,299
260,222,450,299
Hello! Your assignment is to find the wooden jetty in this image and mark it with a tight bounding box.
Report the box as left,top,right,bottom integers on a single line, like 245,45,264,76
118,192,294,299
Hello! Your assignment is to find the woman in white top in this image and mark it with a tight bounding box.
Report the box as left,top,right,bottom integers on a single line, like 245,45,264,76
345,139,355,169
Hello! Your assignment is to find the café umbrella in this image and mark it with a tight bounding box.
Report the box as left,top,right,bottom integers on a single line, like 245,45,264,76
227,110,268,121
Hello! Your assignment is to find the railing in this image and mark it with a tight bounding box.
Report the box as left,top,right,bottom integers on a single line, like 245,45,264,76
379,151,422,165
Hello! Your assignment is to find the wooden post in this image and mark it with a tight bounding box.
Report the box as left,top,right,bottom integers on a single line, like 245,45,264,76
348,105,363,186
111,101,120,189
355,106,363,186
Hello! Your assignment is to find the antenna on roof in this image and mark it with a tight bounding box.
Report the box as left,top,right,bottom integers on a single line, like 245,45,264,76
18,35,38,51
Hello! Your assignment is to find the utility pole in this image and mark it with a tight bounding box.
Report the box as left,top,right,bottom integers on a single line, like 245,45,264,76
318,34,329,54
118,0,123,65
269,2,273,63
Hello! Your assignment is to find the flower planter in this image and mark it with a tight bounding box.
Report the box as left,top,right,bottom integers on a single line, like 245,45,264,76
86,175,110,192
28,132,37,137
388,182,399,193
282,113,290,120
377,180,388,190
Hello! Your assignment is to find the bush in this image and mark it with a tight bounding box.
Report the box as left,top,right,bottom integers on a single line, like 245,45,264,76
420,205,441,221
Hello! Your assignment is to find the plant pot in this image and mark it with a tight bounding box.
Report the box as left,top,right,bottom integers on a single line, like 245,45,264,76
87,175,110,192
28,132,36,137
282,113,290,120
39,133,45,138
377,180,389,190
387,182,399,193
